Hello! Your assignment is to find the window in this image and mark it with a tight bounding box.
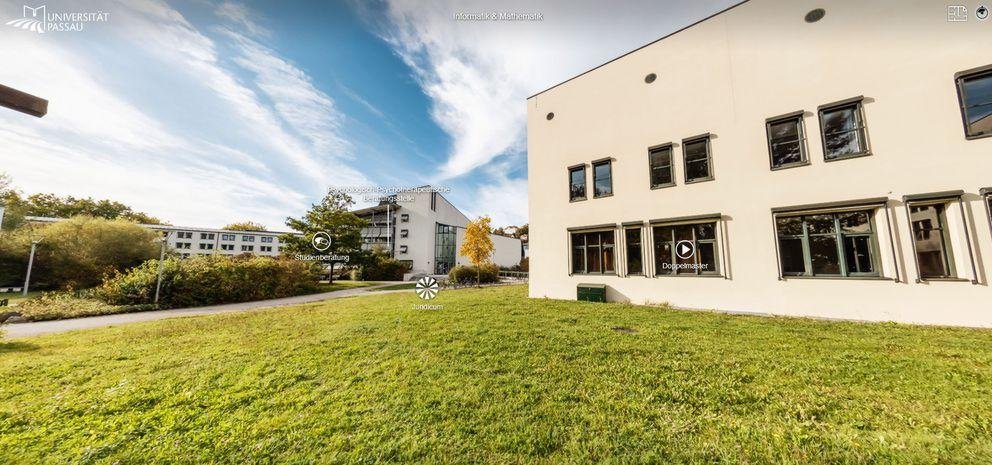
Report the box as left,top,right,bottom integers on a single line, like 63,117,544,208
178,231,192,239
985,192,992,238
431,192,437,211
400,229,409,238
570,230,615,274
241,245,254,252
819,98,869,160
398,260,413,269
200,233,215,240
261,236,273,243
220,244,234,251
625,228,643,275
400,245,408,253
199,243,214,250
592,159,612,197
956,65,992,139
568,165,586,201
775,210,879,277
766,112,808,169
260,246,272,252
221,234,235,241
648,145,675,188
400,214,409,222
682,135,713,183
243,235,255,242
653,223,719,276
435,224,456,274
909,204,955,279
175,242,191,249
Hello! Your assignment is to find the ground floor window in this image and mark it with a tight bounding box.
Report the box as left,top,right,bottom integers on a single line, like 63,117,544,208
909,204,955,279
652,222,718,276
625,228,642,275
571,230,615,274
775,210,879,277
985,193,992,239
435,223,456,274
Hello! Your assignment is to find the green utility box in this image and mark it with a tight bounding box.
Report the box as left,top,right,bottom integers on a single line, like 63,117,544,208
577,283,607,302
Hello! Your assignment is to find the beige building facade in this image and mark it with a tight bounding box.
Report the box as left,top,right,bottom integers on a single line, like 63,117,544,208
527,0,992,326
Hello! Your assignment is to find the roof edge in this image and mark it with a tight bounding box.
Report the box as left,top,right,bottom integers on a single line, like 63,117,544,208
526,0,750,100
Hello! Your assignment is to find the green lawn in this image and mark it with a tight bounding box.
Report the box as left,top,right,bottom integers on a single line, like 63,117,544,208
1,290,41,307
2,286,991,463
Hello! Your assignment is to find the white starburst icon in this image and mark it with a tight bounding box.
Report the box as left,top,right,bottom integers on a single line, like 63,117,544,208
415,276,439,300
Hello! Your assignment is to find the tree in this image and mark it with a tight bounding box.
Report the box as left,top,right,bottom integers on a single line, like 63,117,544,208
0,172,11,195
0,216,160,290
459,216,495,287
281,189,367,282
1,190,163,230
223,221,267,232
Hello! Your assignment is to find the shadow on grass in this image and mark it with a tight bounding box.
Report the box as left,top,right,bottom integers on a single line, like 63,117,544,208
0,341,40,354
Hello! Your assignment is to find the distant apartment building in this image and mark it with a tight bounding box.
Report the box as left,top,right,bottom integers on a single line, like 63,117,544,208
25,216,295,258
527,0,992,326
351,187,523,275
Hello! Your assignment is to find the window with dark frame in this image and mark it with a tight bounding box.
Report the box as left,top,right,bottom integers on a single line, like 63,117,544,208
625,228,643,275
956,66,992,139
592,160,613,197
986,193,992,238
400,229,409,238
400,213,409,222
819,99,869,160
775,210,880,277
648,145,675,188
909,204,956,279
568,166,586,201
652,222,719,276
682,135,713,183
766,113,807,169
570,230,615,274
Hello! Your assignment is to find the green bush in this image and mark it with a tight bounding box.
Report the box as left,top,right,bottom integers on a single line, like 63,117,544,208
448,264,499,285
13,292,157,321
361,255,409,281
96,255,321,308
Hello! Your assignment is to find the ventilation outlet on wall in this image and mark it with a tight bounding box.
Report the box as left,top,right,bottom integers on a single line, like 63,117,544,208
644,73,657,84
546,112,555,120
804,8,825,23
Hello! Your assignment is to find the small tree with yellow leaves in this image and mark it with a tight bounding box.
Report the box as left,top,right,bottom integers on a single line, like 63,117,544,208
459,216,495,287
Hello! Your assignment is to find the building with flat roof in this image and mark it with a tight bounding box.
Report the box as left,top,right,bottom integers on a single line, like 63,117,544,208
527,0,992,326
25,216,297,258
351,188,523,276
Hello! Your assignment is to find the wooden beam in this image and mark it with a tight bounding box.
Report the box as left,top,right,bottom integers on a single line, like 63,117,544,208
0,84,48,117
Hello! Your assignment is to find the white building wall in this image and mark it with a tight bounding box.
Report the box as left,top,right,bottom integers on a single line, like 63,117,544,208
527,0,992,327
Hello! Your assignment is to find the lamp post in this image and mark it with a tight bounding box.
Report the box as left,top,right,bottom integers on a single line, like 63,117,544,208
23,236,43,296
154,231,170,305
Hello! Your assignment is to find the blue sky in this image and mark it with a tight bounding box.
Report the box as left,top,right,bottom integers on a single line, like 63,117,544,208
0,0,736,229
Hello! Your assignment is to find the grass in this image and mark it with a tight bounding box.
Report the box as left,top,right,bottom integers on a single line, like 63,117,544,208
316,280,378,292
0,290,41,307
1,285,991,463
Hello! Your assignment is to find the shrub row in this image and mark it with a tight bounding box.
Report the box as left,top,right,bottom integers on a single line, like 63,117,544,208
96,255,321,308
448,264,500,285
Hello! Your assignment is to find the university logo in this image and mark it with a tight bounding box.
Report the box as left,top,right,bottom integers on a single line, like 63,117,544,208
6,5,46,34
5,4,109,33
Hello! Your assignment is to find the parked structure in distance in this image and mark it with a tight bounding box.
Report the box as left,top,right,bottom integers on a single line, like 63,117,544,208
351,187,523,276
25,216,296,258
527,0,992,327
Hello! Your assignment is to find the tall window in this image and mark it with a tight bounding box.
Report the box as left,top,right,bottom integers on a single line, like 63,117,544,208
986,193,992,238
648,145,675,188
435,223,456,274
568,166,586,201
625,228,642,274
909,204,955,279
766,113,807,169
682,135,713,183
775,210,879,277
431,192,437,211
652,222,719,276
819,99,869,160
570,230,615,274
593,160,612,197
956,66,992,139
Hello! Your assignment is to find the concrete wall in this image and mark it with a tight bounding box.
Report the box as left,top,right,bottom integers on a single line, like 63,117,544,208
527,0,992,326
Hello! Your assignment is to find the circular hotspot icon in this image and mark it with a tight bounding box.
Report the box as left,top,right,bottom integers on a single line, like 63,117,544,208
311,231,331,251
675,240,696,260
978,5,989,20
415,276,439,300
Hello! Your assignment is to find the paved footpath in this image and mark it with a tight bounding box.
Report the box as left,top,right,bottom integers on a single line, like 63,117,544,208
4,283,408,339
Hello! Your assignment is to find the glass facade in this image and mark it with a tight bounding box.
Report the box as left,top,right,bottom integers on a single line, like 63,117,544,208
434,223,457,274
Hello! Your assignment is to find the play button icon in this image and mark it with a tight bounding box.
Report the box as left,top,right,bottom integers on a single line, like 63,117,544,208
675,240,695,259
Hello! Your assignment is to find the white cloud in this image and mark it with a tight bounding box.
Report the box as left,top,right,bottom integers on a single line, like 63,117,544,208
215,1,271,38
